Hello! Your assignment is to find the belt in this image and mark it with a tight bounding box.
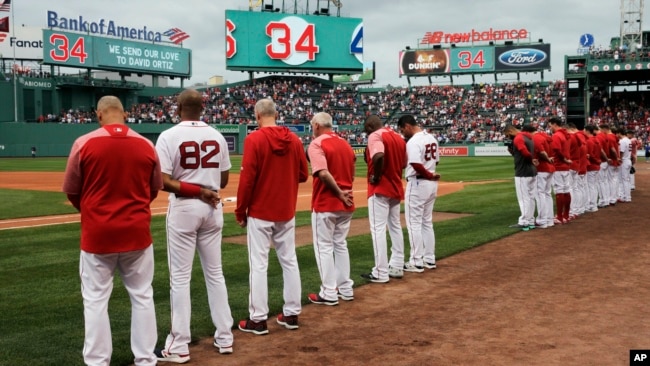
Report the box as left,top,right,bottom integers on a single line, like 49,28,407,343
175,189,219,199
407,175,424,182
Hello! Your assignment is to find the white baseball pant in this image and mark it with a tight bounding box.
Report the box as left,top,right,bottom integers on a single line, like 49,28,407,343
607,165,620,204
247,217,301,321
569,170,580,216
535,172,554,226
515,176,536,226
619,158,632,202
597,162,610,207
164,199,233,353
80,245,157,366
586,171,600,211
405,179,437,267
311,211,354,301
368,194,404,281
553,171,571,194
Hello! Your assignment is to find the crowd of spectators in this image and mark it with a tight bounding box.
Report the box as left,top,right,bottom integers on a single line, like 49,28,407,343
30,75,650,145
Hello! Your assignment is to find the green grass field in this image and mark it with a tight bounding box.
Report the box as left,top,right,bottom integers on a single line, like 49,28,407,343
0,156,519,365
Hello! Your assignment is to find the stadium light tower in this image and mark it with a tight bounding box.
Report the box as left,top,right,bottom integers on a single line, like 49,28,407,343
620,0,644,50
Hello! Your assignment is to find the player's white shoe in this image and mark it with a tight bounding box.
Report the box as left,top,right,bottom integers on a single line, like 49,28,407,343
403,263,424,273
388,266,404,278
155,349,190,364
424,262,437,269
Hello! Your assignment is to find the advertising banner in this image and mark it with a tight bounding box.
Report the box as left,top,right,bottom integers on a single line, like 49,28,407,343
42,29,192,77
0,26,44,60
494,44,551,71
439,146,469,156
399,49,450,76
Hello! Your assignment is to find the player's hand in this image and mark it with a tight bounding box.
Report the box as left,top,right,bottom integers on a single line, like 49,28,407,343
369,175,380,185
338,190,354,207
431,173,441,181
532,159,539,166
199,188,221,208
237,218,247,228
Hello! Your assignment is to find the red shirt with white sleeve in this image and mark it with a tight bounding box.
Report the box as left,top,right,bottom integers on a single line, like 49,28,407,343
62,124,163,254
365,127,406,200
308,132,356,213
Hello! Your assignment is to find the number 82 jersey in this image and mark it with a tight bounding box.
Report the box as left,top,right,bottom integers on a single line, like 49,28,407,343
155,121,232,193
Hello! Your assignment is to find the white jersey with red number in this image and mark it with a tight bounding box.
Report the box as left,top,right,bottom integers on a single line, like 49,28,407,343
155,121,231,195
619,136,632,160
405,131,439,179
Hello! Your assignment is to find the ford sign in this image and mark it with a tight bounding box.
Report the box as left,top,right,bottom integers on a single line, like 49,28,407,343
498,48,547,67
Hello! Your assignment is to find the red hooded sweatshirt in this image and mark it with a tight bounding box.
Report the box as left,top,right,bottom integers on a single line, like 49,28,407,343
235,126,308,222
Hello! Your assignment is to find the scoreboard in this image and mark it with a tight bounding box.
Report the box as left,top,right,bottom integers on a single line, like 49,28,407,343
42,29,192,77
225,10,363,74
399,43,550,77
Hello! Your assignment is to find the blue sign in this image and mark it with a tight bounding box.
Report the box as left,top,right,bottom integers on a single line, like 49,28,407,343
286,125,306,133
579,33,594,47
494,44,551,71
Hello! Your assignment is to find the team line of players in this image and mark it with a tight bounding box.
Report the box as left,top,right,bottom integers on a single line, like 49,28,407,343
154,99,443,363
505,116,637,231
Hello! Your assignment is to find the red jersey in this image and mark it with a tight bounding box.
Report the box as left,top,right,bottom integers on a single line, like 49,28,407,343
308,132,356,213
595,132,609,162
532,132,555,173
607,133,621,166
235,126,308,222
576,131,588,174
550,128,571,171
568,133,581,171
586,135,601,171
365,127,406,200
62,124,163,254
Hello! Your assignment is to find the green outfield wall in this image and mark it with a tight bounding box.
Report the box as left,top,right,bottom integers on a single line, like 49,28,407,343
0,122,247,157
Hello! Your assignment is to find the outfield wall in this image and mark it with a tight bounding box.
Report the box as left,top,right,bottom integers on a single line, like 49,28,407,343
0,123,247,157
1,122,516,158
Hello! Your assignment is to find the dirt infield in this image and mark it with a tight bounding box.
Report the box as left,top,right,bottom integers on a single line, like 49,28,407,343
2,170,650,365
0,172,465,231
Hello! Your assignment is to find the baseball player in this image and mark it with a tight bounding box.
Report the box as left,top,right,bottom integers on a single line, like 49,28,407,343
595,124,613,207
584,125,602,212
627,130,638,190
62,96,162,366
617,128,632,202
504,124,538,231
307,112,356,305
236,98,309,334
606,126,622,205
529,125,555,228
155,89,234,362
360,115,407,283
397,115,440,271
566,123,583,220
548,117,572,224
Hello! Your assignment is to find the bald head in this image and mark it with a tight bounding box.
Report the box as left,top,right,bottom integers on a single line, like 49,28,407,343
364,115,383,134
96,96,126,126
177,89,203,121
